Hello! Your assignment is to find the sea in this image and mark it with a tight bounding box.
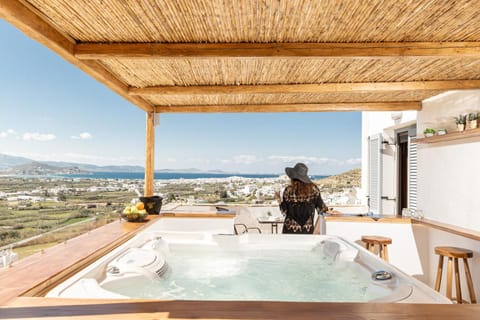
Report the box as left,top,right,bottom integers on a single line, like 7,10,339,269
56,172,328,180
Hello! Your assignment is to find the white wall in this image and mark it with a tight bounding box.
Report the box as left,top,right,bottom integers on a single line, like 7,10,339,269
417,90,480,134
417,90,480,230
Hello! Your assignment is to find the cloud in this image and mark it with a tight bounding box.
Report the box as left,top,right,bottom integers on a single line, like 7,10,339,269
268,155,361,168
232,154,259,164
71,132,92,140
79,132,92,139
219,155,260,165
0,129,18,138
2,130,57,142
217,154,359,173
2,130,58,142
268,155,334,165
22,132,56,141
343,158,362,165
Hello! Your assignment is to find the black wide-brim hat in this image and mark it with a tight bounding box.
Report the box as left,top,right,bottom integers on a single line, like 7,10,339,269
285,162,312,184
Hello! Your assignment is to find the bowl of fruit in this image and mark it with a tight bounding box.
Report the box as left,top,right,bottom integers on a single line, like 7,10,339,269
121,202,148,222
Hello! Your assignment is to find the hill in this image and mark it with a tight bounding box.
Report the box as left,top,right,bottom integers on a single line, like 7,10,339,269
41,161,144,172
4,161,84,175
0,153,143,173
0,154,31,169
314,168,361,191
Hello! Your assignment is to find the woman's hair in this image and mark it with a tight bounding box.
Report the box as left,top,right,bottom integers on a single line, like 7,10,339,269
290,178,319,197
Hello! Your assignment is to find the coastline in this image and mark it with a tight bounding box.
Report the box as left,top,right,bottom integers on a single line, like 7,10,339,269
1,172,328,181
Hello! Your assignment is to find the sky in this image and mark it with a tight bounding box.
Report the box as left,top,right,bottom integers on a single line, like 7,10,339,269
0,19,361,175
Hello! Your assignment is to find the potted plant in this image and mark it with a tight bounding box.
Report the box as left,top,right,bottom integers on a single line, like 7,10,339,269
467,112,477,129
423,128,436,137
437,128,447,135
477,112,480,128
454,114,466,132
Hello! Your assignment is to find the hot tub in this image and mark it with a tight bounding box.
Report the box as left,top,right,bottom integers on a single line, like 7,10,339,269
46,218,450,303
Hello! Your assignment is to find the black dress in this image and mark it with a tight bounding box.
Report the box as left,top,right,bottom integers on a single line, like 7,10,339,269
279,185,327,234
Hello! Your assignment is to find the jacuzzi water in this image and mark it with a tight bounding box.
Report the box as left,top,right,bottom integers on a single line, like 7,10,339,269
103,246,379,302
47,217,451,303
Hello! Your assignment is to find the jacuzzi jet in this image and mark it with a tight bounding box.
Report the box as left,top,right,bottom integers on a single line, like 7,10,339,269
372,270,392,281
106,265,121,274
143,238,170,256
106,248,168,280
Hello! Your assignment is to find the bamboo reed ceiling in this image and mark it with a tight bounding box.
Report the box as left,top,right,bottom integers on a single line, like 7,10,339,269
2,0,480,113
144,90,444,107
21,0,480,42
102,57,480,87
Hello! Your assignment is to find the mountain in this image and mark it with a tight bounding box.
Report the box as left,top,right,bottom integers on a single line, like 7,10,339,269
0,153,143,173
0,154,232,175
41,161,144,172
0,154,32,169
155,168,203,173
155,168,227,174
4,161,84,175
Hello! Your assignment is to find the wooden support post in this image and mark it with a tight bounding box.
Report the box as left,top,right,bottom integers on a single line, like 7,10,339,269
446,257,453,300
454,258,462,303
144,112,155,197
463,258,477,303
435,255,444,291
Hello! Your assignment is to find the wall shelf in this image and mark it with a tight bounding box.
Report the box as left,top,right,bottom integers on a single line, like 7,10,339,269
414,127,480,144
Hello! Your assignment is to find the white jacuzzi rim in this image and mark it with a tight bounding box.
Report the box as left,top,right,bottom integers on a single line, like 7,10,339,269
46,231,450,304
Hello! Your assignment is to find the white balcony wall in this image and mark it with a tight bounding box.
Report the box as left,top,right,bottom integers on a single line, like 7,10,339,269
417,90,480,230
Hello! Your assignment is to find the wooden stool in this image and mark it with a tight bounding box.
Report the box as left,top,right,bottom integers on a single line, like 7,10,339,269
361,235,392,262
434,246,476,304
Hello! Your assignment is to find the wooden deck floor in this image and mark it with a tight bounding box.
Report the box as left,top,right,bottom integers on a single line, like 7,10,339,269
0,217,156,305
1,215,479,319
1,297,479,320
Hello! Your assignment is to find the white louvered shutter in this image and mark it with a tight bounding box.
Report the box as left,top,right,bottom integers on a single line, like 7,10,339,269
408,138,417,211
368,134,383,214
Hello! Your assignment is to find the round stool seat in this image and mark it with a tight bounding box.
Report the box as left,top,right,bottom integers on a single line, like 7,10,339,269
361,235,392,262
435,246,473,259
361,235,392,245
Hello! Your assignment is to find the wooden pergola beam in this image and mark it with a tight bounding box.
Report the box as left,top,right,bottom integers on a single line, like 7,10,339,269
75,42,480,59
0,0,155,112
155,102,421,113
130,80,480,96
144,112,155,197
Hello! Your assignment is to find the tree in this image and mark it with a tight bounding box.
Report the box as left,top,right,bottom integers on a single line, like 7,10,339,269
219,190,228,199
57,191,67,202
